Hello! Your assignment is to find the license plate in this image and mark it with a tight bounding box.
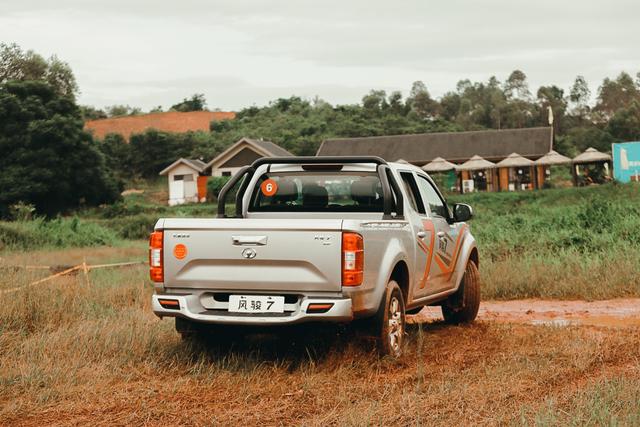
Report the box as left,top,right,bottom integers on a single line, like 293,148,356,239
228,295,285,313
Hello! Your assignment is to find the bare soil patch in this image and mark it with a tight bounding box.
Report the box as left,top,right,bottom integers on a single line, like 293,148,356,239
411,298,640,327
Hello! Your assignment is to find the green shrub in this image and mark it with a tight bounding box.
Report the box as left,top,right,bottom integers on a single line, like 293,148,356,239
0,217,119,250
103,214,158,240
207,176,231,200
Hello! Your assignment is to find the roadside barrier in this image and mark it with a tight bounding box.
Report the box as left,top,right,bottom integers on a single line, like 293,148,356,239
0,261,145,295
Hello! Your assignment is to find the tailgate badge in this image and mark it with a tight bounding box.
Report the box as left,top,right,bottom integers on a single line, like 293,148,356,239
242,248,257,259
314,235,332,246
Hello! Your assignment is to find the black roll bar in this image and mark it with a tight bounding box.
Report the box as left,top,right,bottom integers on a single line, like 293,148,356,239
251,156,387,168
377,164,393,219
216,165,254,218
216,156,404,219
384,165,404,219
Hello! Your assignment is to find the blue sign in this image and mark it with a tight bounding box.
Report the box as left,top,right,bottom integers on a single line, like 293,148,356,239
612,142,640,183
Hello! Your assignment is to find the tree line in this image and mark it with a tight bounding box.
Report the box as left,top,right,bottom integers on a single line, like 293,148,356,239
1,42,639,217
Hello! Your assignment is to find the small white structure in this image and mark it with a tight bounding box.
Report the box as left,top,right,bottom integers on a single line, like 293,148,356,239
206,137,292,177
159,158,207,206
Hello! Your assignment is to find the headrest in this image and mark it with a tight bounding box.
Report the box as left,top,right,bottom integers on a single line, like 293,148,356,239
351,177,382,206
272,179,298,203
302,183,328,209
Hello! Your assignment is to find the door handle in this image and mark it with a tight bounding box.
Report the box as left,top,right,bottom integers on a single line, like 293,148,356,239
232,235,268,246
416,231,426,238
436,231,446,238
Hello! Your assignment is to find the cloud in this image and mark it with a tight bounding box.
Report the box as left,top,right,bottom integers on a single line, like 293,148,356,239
1,0,638,110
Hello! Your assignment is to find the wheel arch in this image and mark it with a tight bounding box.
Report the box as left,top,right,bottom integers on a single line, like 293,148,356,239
469,246,479,268
389,260,410,302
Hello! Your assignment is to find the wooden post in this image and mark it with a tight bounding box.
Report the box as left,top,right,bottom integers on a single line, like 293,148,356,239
536,165,545,189
499,168,509,191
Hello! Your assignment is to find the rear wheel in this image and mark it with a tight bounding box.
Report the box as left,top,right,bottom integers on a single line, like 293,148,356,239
442,260,480,324
375,280,406,358
175,317,203,341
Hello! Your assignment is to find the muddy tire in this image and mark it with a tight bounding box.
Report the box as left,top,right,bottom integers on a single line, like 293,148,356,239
442,260,480,324
375,280,406,358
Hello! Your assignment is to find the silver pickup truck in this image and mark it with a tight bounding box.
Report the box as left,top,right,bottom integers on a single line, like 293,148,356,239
150,156,479,357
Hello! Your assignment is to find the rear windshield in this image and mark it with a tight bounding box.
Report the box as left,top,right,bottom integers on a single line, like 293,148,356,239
249,172,384,212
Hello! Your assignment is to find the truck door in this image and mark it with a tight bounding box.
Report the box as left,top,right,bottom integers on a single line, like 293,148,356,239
414,174,459,293
398,171,440,301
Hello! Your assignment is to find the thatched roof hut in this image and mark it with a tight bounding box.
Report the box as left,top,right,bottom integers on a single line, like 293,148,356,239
422,157,458,172
535,150,572,165
573,147,612,164
457,155,496,171
496,152,534,168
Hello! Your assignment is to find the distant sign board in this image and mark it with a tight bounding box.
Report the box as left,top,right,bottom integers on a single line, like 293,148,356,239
612,142,640,183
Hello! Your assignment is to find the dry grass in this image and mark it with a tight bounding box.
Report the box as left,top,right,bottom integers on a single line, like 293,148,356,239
1,245,639,426
481,248,640,300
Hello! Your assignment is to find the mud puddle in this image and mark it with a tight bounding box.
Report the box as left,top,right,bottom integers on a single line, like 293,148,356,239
409,298,640,327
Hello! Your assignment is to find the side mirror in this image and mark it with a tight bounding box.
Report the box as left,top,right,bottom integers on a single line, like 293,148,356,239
453,203,473,222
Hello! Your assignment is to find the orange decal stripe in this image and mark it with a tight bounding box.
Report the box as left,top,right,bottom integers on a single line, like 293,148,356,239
436,224,468,281
418,220,436,289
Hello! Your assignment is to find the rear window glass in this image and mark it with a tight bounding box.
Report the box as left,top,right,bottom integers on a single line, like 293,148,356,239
249,172,384,212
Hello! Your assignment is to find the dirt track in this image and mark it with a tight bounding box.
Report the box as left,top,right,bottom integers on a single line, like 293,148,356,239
411,298,640,327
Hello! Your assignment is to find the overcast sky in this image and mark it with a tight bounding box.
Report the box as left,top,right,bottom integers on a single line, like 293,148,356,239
1,0,638,111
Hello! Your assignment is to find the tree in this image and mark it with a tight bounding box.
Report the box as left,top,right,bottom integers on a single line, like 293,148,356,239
362,90,388,114
0,43,78,98
171,93,207,112
98,133,132,180
106,104,141,117
407,81,438,119
562,126,614,156
0,80,120,217
387,91,405,115
129,129,200,177
607,100,640,141
595,72,640,119
80,105,107,120
569,75,591,117
537,85,567,132
504,70,531,100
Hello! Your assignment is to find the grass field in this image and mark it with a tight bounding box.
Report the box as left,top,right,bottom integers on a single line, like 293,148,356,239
1,182,639,425
2,182,638,300
0,245,639,426
452,183,640,299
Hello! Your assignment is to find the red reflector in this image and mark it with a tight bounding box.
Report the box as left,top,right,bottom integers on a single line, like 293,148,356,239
307,303,334,314
158,299,180,309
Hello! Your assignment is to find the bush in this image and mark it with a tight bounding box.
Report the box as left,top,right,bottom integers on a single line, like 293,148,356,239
207,176,231,200
8,202,36,221
0,217,119,250
103,214,158,240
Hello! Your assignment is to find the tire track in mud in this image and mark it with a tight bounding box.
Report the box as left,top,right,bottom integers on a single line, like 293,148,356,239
409,298,640,327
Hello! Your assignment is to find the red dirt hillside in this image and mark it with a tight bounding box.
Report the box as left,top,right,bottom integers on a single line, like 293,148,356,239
84,111,235,141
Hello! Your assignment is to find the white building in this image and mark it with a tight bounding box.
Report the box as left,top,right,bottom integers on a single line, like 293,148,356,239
206,137,292,177
159,158,207,206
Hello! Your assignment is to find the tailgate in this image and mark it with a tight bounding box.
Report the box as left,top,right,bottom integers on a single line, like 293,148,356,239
161,218,344,292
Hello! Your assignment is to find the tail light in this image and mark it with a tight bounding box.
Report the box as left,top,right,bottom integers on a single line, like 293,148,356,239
342,232,364,286
149,230,163,282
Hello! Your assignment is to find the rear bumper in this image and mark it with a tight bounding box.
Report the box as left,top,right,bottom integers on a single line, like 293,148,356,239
152,293,353,325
